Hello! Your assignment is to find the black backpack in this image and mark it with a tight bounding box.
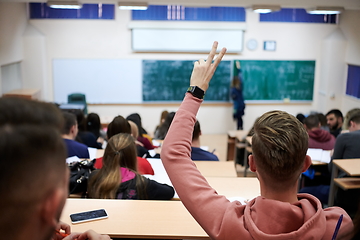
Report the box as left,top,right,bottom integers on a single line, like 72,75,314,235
69,159,95,194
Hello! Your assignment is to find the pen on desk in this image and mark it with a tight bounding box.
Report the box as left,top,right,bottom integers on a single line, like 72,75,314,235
212,149,216,153
331,214,343,240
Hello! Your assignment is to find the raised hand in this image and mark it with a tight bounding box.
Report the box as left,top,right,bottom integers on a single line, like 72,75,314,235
190,41,227,92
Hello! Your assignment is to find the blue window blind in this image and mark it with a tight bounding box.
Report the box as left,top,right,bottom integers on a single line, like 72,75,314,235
29,3,115,19
260,8,337,23
346,65,360,99
132,5,245,21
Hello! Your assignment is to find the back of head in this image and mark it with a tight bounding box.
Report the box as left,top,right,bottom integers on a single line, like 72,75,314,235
192,120,201,141
86,113,101,137
0,97,63,129
252,110,308,188
304,115,320,130
160,110,169,125
326,109,343,121
156,112,176,139
69,109,86,131
296,113,305,123
163,112,176,127
107,115,131,139
348,113,360,126
0,97,67,237
128,120,139,139
345,108,360,129
126,113,143,136
316,113,327,127
62,112,77,135
88,133,137,199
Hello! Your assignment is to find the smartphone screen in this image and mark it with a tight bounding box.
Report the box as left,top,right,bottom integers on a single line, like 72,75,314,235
70,209,108,224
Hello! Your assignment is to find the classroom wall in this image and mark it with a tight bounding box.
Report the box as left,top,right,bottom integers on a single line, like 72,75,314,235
339,10,360,116
1,3,360,134
0,3,28,94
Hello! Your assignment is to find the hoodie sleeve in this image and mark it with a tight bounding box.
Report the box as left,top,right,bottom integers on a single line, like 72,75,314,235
161,93,238,239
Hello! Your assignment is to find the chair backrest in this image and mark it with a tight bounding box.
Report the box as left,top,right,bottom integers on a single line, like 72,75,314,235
68,93,87,114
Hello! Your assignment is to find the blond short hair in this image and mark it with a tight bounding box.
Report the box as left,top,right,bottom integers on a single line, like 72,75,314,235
252,110,308,185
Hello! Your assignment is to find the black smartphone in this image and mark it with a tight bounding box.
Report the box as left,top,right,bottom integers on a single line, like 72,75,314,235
70,209,108,224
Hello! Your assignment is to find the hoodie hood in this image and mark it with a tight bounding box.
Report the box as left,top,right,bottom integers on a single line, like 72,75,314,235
244,194,326,240
308,129,333,142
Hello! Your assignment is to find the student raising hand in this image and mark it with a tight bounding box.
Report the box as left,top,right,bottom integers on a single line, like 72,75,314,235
190,41,227,92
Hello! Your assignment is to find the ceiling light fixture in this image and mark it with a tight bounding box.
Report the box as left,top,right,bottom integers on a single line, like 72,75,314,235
118,2,148,10
307,6,344,14
251,5,281,14
47,1,82,9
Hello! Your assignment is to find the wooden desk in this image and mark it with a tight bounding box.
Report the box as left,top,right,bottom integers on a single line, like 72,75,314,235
3,88,40,100
147,159,236,178
328,159,360,206
61,199,208,239
227,130,248,165
205,177,260,200
199,134,228,162
194,161,237,177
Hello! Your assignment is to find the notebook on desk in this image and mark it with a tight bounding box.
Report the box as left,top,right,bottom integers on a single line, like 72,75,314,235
307,148,331,163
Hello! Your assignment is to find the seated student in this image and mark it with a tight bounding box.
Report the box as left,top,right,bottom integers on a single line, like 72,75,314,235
72,109,102,149
86,112,106,145
154,110,168,134
343,108,360,130
128,120,159,159
304,114,335,150
154,111,175,140
62,112,90,159
330,111,360,217
0,97,110,240
88,133,174,200
126,113,155,150
326,109,344,138
191,120,219,161
94,115,154,175
317,113,330,132
161,42,353,240
300,113,334,203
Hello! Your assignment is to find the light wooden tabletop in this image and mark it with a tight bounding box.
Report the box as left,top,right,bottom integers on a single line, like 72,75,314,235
333,159,360,176
227,130,248,141
147,158,237,178
194,161,237,177
205,177,260,200
62,177,260,238
60,199,209,239
199,134,228,162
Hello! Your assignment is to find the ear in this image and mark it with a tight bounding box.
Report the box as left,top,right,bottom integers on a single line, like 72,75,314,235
349,121,355,129
40,188,65,228
302,155,312,173
70,125,76,134
248,155,256,172
199,130,202,136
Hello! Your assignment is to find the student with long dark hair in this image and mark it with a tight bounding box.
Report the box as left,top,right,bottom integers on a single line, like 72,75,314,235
88,133,174,200
154,112,175,140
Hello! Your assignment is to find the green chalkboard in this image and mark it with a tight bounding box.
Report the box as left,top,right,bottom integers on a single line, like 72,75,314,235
142,60,231,101
238,60,315,101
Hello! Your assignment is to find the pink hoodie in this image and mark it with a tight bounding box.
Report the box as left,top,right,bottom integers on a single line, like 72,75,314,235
161,93,353,240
